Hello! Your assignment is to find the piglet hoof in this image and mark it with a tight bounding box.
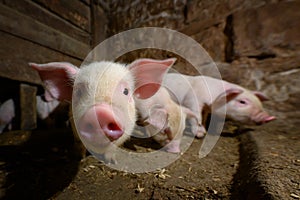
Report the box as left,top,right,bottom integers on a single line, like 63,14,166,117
194,126,206,138
92,151,117,164
195,131,206,138
163,140,181,153
105,156,117,165
104,151,117,164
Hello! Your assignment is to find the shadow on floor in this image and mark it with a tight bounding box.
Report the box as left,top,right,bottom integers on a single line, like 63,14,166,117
0,128,82,199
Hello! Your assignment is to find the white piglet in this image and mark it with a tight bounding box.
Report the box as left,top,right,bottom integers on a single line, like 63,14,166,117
164,73,276,138
0,99,15,133
30,58,176,162
135,87,198,153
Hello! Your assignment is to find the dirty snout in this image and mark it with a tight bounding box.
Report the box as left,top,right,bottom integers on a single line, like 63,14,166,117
251,110,276,125
78,104,124,142
227,109,276,125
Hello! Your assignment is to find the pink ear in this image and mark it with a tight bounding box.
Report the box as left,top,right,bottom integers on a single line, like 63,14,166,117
29,62,79,101
253,91,270,101
128,58,176,99
213,88,243,108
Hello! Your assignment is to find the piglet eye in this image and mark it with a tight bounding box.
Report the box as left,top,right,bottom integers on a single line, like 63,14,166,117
123,88,129,95
239,100,247,104
74,83,86,99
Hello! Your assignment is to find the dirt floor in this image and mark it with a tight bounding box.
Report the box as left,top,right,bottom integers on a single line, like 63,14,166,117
54,128,240,200
0,110,299,200
234,111,300,200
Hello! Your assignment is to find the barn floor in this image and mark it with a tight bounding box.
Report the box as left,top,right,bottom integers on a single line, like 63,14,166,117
0,111,299,199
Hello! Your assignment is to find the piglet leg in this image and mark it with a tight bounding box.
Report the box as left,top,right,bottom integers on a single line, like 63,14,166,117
163,139,181,153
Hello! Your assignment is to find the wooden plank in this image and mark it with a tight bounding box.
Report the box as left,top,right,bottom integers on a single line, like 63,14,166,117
91,2,107,48
20,84,37,130
33,0,91,32
0,3,90,59
0,31,81,85
1,0,90,44
80,0,90,5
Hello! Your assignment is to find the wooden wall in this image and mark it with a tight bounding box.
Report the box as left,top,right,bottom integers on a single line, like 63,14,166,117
0,0,106,130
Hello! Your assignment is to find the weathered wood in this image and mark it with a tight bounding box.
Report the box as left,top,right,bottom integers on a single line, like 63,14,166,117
33,0,91,32
91,2,107,48
0,31,81,85
0,3,90,59
80,0,90,6
20,84,37,130
1,0,90,44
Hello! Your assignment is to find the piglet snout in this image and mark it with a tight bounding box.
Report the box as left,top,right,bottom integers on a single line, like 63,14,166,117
79,104,124,141
262,115,276,123
252,111,276,125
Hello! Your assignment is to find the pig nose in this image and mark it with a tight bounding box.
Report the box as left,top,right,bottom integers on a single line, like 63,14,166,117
95,105,123,140
254,112,276,125
263,116,276,123
79,104,124,141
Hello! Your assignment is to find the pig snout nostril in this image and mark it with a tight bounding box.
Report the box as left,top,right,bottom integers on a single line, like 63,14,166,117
79,122,95,134
79,104,124,141
86,123,94,131
103,122,123,141
104,121,123,141
96,108,124,141
108,122,121,131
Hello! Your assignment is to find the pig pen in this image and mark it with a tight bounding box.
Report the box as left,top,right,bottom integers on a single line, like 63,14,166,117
1,0,299,199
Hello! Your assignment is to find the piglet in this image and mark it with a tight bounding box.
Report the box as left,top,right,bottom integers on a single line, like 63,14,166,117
36,96,60,120
164,73,276,138
0,97,61,133
0,99,15,133
30,58,175,162
135,87,198,153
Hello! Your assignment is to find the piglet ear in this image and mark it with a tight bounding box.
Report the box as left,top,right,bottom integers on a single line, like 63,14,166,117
252,91,270,101
213,88,243,108
29,62,79,102
128,58,176,99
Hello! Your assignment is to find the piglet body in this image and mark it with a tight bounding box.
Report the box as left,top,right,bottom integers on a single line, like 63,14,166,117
135,87,198,153
0,99,15,133
30,58,175,162
36,96,60,120
164,73,276,137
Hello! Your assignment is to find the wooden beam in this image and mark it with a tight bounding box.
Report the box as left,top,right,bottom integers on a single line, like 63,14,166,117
91,1,107,48
0,31,81,85
0,3,90,59
33,0,91,32
1,0,90,44
20,83,37,130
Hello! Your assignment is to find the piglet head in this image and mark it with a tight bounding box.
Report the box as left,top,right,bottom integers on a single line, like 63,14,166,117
30,58,175,154
215,88,276,125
